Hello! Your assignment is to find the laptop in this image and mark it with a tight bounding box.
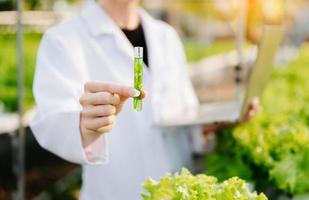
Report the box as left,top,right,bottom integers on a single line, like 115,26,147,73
157,25,284,127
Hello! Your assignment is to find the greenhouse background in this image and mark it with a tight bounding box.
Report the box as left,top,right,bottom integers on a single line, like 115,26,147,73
0,0,309,199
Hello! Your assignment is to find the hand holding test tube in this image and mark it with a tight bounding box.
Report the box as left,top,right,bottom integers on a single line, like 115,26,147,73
134,47,143,112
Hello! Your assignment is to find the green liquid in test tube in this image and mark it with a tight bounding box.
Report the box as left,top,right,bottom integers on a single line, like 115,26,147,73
134,47,143,112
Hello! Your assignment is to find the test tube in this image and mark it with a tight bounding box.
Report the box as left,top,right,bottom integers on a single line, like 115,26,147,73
134,47,143,112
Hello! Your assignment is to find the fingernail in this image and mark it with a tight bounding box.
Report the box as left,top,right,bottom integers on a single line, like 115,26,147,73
253,97,259,104
133,89,140,97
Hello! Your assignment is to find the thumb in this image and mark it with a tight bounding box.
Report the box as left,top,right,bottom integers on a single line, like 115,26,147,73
115,90,147,115
119,90,146,103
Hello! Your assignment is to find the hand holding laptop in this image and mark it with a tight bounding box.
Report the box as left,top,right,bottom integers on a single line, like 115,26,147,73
203,97,262,134
241,97,262,122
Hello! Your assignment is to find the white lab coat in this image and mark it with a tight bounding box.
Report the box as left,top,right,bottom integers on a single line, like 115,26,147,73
31,2,202,200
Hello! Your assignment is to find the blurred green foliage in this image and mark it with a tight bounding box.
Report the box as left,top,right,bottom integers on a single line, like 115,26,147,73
205,44,309,195
0,33,42,112
166,0,238,21
0,0,13,11
0,0,79,11
183,39,237,62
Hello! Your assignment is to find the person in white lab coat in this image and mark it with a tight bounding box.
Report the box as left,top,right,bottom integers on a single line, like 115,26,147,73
31,0,260,199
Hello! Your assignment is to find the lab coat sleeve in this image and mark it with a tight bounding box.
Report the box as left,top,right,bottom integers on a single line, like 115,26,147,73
30,31,108,165
168,27,205,153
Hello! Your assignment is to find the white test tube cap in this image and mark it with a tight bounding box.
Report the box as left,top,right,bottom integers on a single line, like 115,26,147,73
134,47,143,58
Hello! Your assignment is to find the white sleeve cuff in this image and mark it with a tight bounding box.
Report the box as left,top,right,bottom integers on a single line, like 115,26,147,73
83,134,109,165
31,111,109,165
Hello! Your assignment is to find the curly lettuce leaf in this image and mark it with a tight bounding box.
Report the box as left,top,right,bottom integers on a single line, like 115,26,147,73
141,168,267,200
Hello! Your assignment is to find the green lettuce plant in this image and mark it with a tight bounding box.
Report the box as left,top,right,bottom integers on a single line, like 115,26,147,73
205,44,309,195
141,168,267,200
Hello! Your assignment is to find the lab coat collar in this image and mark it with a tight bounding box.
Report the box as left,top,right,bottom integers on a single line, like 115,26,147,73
139,9,158,69
80,1,154,37
81,1,158,69
80,1,119,36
